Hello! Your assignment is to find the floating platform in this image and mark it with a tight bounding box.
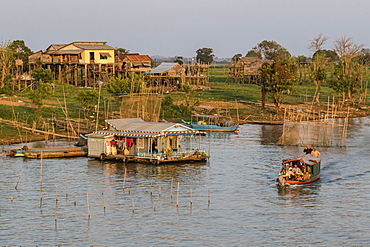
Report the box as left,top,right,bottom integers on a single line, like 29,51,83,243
98,153,209,165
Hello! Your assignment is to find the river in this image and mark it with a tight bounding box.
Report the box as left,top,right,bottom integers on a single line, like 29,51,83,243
0,116,369,246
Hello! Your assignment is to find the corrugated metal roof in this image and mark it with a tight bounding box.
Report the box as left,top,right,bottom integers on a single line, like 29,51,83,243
47,50,82,55
105,118,194,133
149,62,178,74
73,44,115,50
119,54,152,62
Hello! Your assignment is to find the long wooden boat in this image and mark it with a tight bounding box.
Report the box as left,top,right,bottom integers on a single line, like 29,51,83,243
184,115,239,132
9,147,87,159
277,154,321,186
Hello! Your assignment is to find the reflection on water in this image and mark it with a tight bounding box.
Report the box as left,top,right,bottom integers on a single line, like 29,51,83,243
0,117,370,246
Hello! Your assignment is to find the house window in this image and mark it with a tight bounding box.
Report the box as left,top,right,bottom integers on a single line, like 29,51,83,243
100,52,111,60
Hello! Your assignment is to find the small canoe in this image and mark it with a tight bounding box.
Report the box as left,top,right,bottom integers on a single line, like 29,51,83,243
277,154,321,186
9,147,87,159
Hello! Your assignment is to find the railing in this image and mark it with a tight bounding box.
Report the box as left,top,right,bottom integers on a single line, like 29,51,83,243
136,149,207,160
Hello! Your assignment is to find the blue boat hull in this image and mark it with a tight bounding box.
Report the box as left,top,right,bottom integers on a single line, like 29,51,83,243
189,123,239,132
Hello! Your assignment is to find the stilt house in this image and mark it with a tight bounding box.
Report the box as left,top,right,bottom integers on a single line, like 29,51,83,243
116,53,152,73
228,57,273,83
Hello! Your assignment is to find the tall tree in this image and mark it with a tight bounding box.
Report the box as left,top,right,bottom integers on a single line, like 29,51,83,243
196,48,214,64
259,58,297,109
245,50,261,59
0,41,15,88
252,40,291,60
115,47,130,56
308,34,329,103
173,56,184,65
8,40,33,70
329,36,365,103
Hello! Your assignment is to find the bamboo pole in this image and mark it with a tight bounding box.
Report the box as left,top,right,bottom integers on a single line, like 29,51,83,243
86,192,91,219
15,176,20,190
40,155,43,206
208,189,211,208
170,177,173,201
176,182,180,207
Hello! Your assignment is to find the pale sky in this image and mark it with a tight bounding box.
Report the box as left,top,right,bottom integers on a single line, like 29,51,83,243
1,0,369,58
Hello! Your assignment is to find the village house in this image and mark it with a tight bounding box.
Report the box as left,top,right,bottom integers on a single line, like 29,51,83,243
228,56,273,83
116,53,152,73
86,118,209,165
28,41,115,87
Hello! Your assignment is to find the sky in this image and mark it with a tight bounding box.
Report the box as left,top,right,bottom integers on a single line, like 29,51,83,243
1,0,370,59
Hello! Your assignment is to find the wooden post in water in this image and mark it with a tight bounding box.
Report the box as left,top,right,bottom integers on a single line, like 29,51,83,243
170,178,174,201
102,192,106,214
150,181,153,196
15,176,20,190
190,188,193,209
40,155,43,207
55,191,59,206
86,192,91,219
208,189,211,209
158,186,162,198
66,184,68,200
123,167,127,190
176,182,180,207
132,201,135,215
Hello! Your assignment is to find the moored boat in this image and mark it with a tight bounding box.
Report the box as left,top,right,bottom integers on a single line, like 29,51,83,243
277,154,321,186
8,147,87,159
184,114,239,132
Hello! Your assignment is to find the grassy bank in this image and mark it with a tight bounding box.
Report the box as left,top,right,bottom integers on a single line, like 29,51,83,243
0,66,369,145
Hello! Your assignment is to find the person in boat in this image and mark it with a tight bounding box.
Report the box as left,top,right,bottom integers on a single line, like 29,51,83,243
292,164,303,175
311,147,321,157
303,171,311,180
303,144,313,154
279,168,287,177
286,167,296,180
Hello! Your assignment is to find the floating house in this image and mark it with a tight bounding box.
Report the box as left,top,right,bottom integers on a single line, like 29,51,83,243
86,118,209,165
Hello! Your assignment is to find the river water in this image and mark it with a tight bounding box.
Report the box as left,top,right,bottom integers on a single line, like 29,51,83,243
1,117,369,246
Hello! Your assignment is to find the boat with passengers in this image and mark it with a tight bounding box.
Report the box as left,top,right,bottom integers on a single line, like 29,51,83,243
277,154,321,186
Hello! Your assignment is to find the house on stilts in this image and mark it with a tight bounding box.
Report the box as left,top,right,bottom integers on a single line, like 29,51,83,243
86,118,209,165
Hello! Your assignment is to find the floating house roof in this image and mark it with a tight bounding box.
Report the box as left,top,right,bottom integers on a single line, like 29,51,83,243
92,118,204,138
149,62,179,74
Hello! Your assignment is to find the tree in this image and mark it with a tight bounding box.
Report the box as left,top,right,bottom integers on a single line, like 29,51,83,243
259,58,298,109
31,68,53,84
245,50,261,59
329,36,365,103
114,47,130,56
105,74,144,95
0,41,15,88
308,34,329,103
252,40,291,60
313,49,339,63
232,54,242,62
296,55,308,63
75,90,99,118
173,56,184,65
8,40,33,70
196,48,214,64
